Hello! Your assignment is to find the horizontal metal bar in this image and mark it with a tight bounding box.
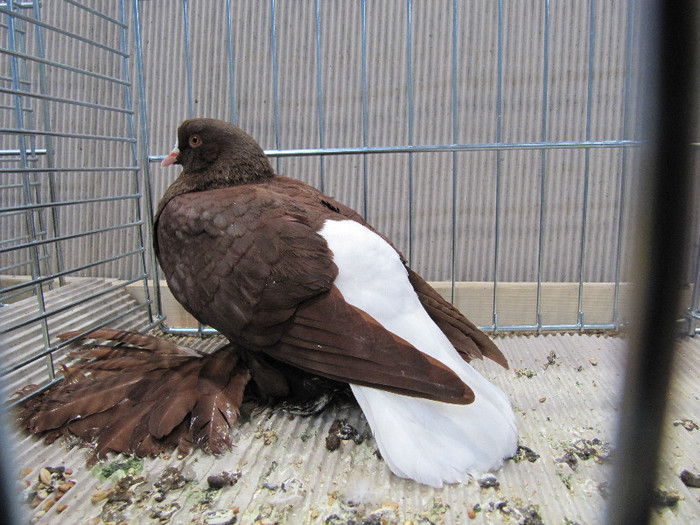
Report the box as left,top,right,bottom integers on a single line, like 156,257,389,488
0,127,136,142
0,87,133,115
148,139,642,163
155,320,624,337
0,248,145,299
0,255,48,273
0,6,128,57
0,166,139,174
267,140,644,156
1,295,152,378
483,322,622,333
0,148,47,156
0,158,43,164
685,307,700,320
157,324,220,337
0,193,140,214
0,1,36,8
63,0,127,29
0,233,32,246
0,48,130,86
0,104,35,112
0,74,30,85
0,181,41,190
0,219,142,255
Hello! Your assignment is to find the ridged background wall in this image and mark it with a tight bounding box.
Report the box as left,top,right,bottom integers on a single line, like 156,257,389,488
3,1,699,286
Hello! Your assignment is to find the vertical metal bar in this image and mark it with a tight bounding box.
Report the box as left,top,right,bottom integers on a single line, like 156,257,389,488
6,1,54,381
614,0,636,330
184,0,209,338
225,0,236,124
132,0,163,324
688,233,700,334
182,0,194,118
314,0,326,193
120,0,153,325
606,2,697,524
270,0,281,173
31,0,64,286
577,0,597,330
361,0,369,219
492,0,504,331
535,0,551,333
406,0,414,266
450,0,459,303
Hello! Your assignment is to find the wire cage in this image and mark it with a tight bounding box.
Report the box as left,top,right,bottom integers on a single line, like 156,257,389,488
1,1,699,524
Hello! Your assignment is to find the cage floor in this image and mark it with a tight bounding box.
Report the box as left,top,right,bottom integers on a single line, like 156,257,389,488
6,312,700,524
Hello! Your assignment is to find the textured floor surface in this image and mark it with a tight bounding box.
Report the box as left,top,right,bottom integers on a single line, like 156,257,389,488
4,290,700,524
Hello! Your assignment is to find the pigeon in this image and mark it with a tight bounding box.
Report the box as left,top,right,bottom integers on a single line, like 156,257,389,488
154,118,518,487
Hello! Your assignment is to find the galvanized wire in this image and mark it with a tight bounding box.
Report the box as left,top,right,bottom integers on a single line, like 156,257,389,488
136,0,684,336
0,0,153,401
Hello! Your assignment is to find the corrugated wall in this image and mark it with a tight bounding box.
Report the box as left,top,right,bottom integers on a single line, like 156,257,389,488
138,0,643,284
4,1,697,286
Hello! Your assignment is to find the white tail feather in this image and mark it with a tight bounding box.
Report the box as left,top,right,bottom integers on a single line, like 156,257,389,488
320,220,518,487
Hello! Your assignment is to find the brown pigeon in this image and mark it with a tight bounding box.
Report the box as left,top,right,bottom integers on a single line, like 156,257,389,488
154,118,518,487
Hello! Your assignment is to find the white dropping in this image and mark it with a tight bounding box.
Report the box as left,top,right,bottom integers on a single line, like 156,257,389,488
318,219,518,488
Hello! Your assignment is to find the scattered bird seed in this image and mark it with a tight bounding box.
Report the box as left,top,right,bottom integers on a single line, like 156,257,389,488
478,474,500,489
652,489,680,507
207,471,241,490
204,509,238,525
673,418,698,432
511,445,540,463
515,368,537,378
680,469,700,488
38,468,52,486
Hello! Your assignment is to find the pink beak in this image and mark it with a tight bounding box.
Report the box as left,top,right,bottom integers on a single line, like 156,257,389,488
161,146,180,167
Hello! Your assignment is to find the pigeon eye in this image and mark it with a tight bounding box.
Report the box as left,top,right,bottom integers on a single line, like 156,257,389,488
189,134,202,148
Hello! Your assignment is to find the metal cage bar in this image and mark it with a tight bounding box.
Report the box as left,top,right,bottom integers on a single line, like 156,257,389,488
0,0,153,405
138,0,671,337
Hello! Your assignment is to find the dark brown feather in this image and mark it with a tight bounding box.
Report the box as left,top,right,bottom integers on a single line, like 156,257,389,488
17,329,254,459
191,366,250,454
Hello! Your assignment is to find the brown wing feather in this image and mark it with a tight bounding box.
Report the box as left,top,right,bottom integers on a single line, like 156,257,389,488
406,268,509,369
273,176,509,369
265,287,474,404
58,328,202,357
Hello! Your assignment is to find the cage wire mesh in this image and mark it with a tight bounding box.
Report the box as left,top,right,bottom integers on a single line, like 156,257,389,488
1,0,154,402
1,0,700,428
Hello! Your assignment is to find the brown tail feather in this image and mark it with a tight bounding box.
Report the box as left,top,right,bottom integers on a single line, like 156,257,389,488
58,328,203,357
17,329,253,459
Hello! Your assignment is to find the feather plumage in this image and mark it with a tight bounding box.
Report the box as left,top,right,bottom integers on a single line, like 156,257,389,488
19,118,518,487
17,330,252,458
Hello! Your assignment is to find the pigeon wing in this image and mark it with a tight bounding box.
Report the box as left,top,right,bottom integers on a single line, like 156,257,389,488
155,185,472,404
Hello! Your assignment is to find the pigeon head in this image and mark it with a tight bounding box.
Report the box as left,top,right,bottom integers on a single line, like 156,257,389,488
162,118,275,186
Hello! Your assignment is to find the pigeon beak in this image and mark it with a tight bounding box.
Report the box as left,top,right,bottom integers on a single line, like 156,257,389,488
161,145,180,167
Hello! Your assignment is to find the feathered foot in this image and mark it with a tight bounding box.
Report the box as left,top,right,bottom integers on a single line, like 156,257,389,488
15,328,250,458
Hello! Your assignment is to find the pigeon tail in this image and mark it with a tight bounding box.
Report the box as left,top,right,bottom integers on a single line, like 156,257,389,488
319,219,518,487
351,364,517,487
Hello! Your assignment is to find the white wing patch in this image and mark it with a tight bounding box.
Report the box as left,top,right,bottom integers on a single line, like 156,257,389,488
319,219,518,487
